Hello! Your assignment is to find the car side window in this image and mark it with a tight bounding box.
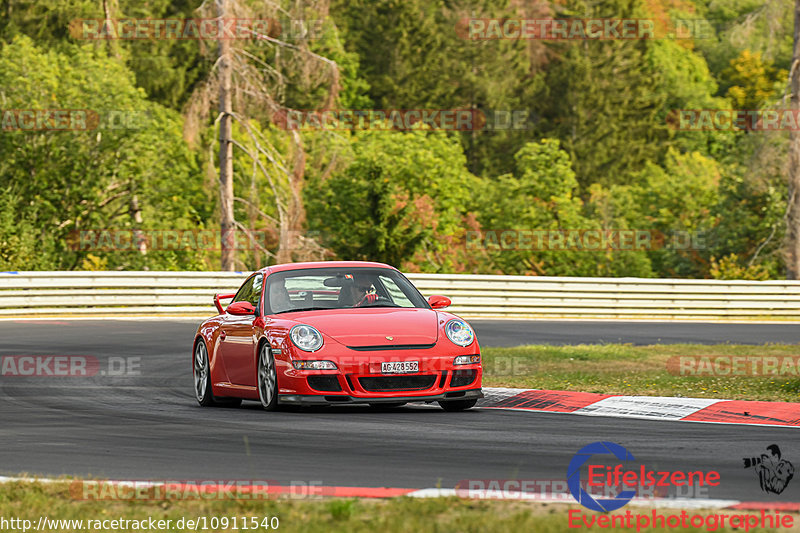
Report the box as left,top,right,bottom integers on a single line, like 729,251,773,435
250,274,263,306
233,274,263,307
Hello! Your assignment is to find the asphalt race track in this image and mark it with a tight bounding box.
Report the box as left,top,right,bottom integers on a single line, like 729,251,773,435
0,319,797,502
471,319,800,347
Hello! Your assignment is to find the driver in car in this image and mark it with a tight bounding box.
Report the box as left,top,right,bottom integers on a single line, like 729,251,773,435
341,275,378,307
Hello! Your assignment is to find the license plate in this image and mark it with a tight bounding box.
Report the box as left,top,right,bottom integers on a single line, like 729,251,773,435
381,361,419,374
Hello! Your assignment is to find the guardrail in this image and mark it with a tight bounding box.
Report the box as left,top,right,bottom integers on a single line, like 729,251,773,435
1,271,800,320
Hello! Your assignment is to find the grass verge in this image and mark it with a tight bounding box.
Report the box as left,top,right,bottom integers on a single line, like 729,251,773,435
481,343,800,401
1,480,796,533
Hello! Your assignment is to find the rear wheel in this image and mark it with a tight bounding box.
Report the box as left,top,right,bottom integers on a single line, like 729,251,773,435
194,340,214,406
194,339,242,407
438,399,478,412
257,343,279,411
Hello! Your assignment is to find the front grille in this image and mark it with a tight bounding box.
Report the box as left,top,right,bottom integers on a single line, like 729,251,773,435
450,369,477,388
307,375,342,392
359,375,437,392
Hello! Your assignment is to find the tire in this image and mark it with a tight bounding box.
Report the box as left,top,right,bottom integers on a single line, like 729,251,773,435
257,343,279,411
194,339,216,406
369,402,407,409
194,339,242,408
438,399,478,412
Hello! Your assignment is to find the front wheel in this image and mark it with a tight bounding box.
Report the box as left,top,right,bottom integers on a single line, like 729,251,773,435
438,399,478,412
257,344,279,411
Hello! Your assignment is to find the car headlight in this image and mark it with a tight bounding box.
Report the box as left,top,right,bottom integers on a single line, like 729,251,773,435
445,318,475,347
292,360,337,370
290,324,324,352
454,355,480,365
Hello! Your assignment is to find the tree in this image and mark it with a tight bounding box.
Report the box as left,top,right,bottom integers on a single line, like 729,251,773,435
627,150,721,277
330,0,547,177
531,28,718,189
477,139,653,277
786,0,800,278
305,127,478,271
723,50,788,109
217,0,236,271
184,0,341,270
0,36,200,270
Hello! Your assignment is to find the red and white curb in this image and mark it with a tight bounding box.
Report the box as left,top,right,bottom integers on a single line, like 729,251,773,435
480,388,800,427
0,477,796,511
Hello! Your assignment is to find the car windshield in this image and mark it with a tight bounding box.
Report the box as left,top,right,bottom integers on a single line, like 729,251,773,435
265,267,429,314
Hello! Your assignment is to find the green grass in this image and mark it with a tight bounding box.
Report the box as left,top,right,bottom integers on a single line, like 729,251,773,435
481,343,800,401
0,480,795,533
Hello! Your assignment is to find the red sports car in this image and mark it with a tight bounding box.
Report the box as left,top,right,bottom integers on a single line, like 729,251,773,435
192,261,483,411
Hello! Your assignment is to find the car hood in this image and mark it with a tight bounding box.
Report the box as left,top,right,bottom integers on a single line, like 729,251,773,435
287,308,439,347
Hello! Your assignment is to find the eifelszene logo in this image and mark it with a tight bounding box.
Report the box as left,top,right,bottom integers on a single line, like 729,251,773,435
744,445,794,495
568,442,637,511
568,441,721,512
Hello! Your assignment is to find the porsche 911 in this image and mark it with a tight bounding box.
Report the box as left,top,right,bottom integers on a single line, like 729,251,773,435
192,261,483,411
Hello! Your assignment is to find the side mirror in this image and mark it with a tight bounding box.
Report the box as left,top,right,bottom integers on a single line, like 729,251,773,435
427,295,451,309
227,301,256,316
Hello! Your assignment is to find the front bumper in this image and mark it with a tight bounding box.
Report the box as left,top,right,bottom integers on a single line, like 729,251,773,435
279,388,483,406
278,345,483,400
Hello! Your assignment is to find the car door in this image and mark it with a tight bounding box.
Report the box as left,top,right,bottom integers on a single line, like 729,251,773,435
219,273,263,387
